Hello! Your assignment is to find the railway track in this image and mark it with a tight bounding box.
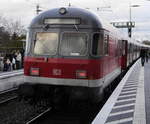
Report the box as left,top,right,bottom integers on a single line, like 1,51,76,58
0,87,18,103
26,108,82,124
0,96,18,105
0,88,18,107
26,108,51,124
25,105,98,124
0,88,50,124
0,87,18,95
0,71,51,124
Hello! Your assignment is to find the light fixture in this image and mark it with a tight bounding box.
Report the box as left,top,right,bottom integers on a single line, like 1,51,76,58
59,7,67,15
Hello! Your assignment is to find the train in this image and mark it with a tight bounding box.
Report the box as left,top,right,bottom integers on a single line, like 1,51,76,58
18,7,148,107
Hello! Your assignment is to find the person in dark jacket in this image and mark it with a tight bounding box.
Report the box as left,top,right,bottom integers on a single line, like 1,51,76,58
140,48,146,66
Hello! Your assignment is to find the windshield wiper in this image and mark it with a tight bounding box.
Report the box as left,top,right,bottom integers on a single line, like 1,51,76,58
74,24,79,32
44,24,49,30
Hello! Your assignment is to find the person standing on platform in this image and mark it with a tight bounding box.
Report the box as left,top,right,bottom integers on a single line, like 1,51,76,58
6,58,11,71
3,57,7,71
140,48,146,66
16,50,22,69
12,57,16,70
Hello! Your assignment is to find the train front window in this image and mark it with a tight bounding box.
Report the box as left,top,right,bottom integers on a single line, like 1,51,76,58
60,33,88,56
34,32,58,55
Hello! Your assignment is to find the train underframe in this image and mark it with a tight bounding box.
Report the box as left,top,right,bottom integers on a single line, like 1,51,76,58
18,83,104,108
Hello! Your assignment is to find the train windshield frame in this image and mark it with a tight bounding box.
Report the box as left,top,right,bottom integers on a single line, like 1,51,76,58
59,32,88,56
33,32,59,55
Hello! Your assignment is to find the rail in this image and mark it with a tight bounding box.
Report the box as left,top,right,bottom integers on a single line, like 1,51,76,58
26,108,51,124
0,96,18,105
0,87,18,95
0,87,18,105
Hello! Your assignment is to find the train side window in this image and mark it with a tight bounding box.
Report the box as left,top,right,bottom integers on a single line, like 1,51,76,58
92,33,103,56
104,34,109,55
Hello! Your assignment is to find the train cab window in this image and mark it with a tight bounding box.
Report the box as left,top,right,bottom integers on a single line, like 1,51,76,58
92,33,103,56
34,32,58,55
104,34,109,55
60,33,88,56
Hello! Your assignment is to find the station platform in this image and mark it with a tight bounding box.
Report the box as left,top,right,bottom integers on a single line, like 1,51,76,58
92,59,149,124
0,69,23,92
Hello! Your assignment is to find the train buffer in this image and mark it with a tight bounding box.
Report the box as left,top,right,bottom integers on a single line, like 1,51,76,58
92,59,150,124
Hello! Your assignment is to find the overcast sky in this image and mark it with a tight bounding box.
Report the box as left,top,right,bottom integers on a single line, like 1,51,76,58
0,0,150,41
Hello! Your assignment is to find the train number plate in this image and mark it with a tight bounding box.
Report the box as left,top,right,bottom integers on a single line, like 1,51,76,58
52,69,62,76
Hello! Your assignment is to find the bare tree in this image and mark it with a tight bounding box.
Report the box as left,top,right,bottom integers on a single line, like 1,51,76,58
0,15,26,37
0,26,11,46
5,20,26,36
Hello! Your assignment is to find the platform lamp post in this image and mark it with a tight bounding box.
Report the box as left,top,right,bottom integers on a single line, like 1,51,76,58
129,4,140,37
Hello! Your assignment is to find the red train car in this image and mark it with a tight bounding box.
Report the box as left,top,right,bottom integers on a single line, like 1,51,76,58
19,7,141,106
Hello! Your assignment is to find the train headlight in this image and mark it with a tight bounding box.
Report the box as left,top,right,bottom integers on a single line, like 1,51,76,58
30,68,39,76
76,70,87,79
59,7,67,15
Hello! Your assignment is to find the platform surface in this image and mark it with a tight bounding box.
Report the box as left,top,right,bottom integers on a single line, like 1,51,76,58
144,60,150,124
92,59,149,124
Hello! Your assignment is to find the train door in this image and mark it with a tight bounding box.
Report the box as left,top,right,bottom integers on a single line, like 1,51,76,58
121,40,127,70
103,32,109,77
92,32,104,83
128,42,131,66
117,39,122,68
102,31,110,87
129,44,133,64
